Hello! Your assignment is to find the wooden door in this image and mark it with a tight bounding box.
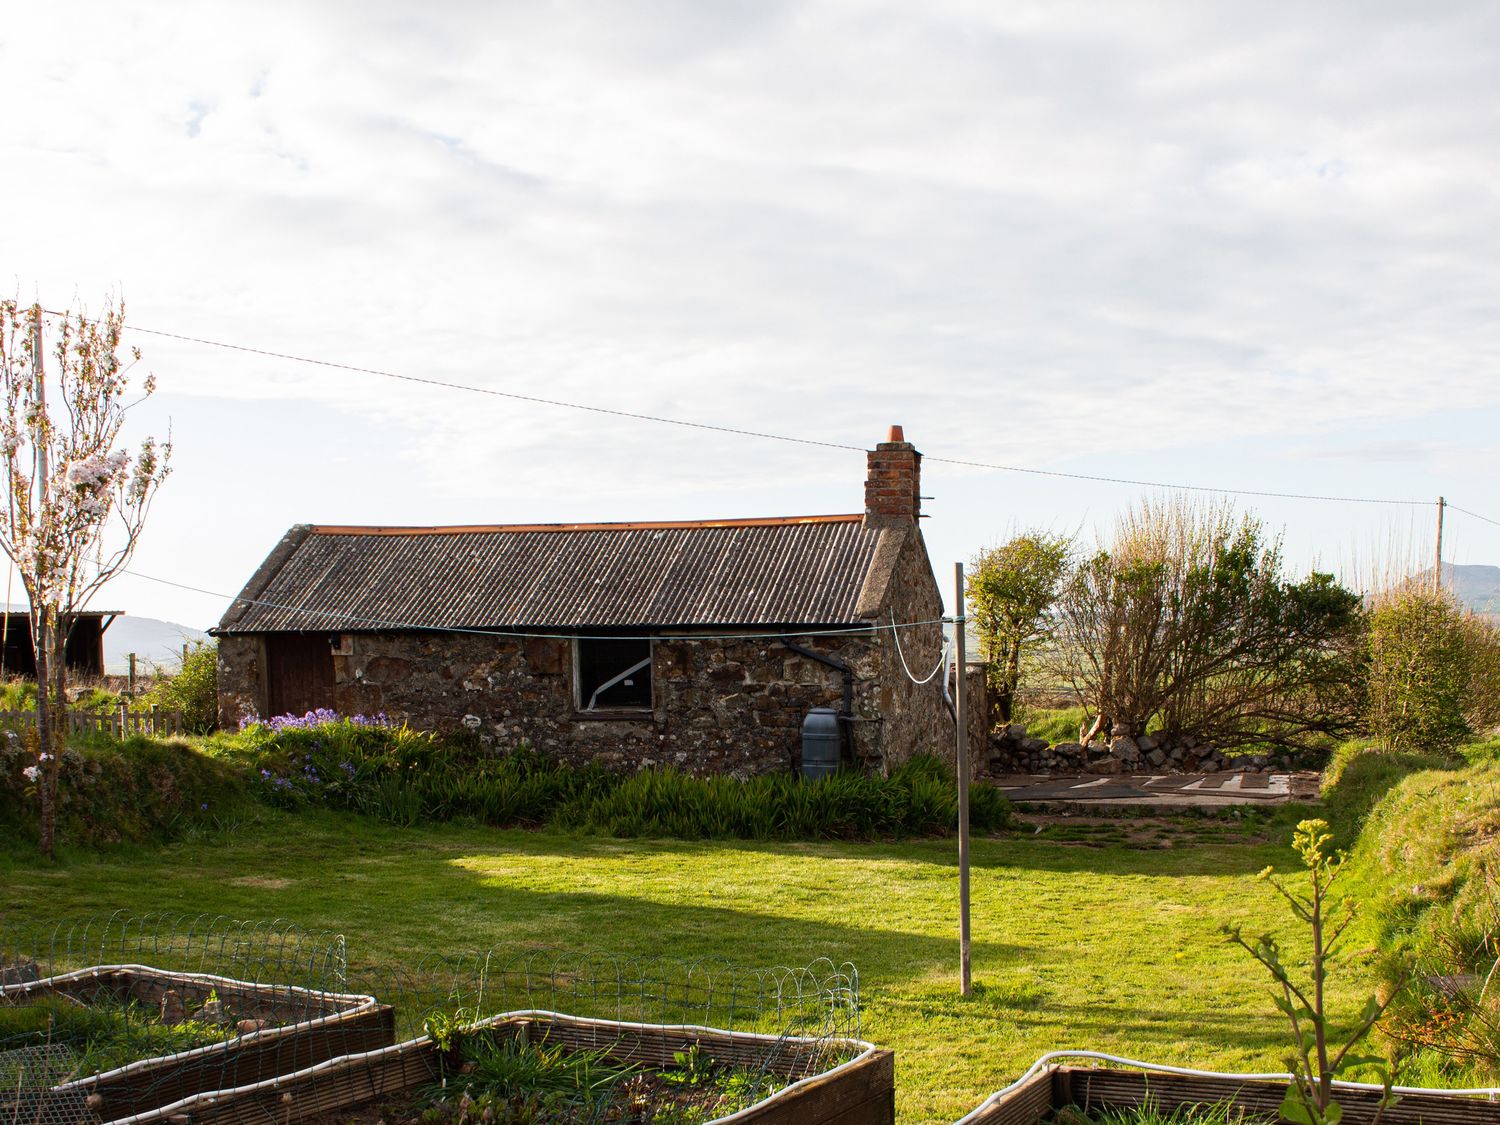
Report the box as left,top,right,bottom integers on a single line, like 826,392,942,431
266,634,335,719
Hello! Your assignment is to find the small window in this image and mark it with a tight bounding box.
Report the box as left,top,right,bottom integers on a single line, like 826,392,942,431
576,638,653,712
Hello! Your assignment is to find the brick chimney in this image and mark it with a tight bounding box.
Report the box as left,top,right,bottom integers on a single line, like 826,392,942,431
863,424,921,528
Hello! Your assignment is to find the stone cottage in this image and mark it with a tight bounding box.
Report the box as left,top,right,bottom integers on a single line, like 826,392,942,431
214,427,964,776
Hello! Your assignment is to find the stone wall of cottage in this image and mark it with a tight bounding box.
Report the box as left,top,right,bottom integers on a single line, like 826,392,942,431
216,635,262,729
216,528,962,778
217,628,896,778
868,528,952,773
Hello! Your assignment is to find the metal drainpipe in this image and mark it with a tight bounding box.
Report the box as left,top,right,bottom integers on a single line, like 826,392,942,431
781,638,856,765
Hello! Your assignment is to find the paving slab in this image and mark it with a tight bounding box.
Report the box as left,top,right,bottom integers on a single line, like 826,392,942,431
989,771,1320,807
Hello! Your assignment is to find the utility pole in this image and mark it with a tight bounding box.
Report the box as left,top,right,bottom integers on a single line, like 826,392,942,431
1435,496,1446,594
954,562,972,996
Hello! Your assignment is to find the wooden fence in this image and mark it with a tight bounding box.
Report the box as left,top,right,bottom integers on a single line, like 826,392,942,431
0,705,185,738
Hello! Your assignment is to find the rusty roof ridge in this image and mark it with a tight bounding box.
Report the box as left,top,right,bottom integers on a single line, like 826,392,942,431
306,514,865,536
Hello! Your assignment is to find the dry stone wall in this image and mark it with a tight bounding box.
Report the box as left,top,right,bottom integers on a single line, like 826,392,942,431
986,722,1303,775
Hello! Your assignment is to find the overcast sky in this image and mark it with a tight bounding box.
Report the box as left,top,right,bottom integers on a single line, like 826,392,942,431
1,1,1497,635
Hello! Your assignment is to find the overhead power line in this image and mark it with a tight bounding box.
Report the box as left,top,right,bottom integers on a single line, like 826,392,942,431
90,319,866,455
1448,503,1500,529
920,453,1429,506
35,309,1495,515
123,568,947,642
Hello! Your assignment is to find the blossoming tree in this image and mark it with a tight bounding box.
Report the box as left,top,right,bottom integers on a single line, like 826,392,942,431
0,298,171,857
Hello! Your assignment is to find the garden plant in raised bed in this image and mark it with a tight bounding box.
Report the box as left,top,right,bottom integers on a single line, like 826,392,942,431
1052,1096,1269,1125
412,1030,809,1124
0,991,230,1079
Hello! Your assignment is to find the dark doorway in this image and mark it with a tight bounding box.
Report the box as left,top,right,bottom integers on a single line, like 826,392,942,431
266,634,335,718
0,613,109,678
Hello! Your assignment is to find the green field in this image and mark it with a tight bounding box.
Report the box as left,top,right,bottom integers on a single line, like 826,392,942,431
0,806,1370,1124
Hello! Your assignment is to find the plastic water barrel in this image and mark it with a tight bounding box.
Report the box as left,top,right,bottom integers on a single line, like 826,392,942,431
801,707,841,779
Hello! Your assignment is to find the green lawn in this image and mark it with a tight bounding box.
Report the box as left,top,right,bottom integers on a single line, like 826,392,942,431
0,808,1371,1125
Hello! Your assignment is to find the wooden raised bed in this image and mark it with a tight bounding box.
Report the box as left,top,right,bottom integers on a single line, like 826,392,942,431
123,1009,895,1125
0,964,389,1123
957,1058,1500,1125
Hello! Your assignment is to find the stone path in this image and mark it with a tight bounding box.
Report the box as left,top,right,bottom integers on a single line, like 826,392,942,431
989,771,1320,807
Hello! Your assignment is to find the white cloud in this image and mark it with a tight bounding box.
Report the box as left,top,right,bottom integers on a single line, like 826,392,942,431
0,0,1496,624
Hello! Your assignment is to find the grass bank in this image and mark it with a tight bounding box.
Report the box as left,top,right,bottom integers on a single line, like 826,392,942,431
1329,736,1500,1084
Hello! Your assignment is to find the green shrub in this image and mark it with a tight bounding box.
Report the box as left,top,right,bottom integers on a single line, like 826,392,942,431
1463,616,1500,736
1365,587,1475,752
0,677,37,710
142,642,219,733
237,719,1013,842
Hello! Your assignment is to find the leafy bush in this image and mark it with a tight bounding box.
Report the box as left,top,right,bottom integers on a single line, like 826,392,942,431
1365,587,1475,752
237,717,1013,841
1057,498,1363,752
968,532,1072,722
141,641,219,733
1462,616,1500,736
0,676,38,710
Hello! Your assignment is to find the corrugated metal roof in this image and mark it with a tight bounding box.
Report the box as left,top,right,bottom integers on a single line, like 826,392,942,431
219,516,886,633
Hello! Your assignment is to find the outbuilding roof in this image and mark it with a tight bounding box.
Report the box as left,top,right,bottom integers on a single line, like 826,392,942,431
215,515,901,634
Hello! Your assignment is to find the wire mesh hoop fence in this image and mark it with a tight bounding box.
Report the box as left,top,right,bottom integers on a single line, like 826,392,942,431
1,914,367,1125
1,912,350,990
2,914,882,1125
368,948,861,1043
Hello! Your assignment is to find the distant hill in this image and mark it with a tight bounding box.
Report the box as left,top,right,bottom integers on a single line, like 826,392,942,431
102,616,210,674
1404,564,1500,620
1441,563,1500,615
